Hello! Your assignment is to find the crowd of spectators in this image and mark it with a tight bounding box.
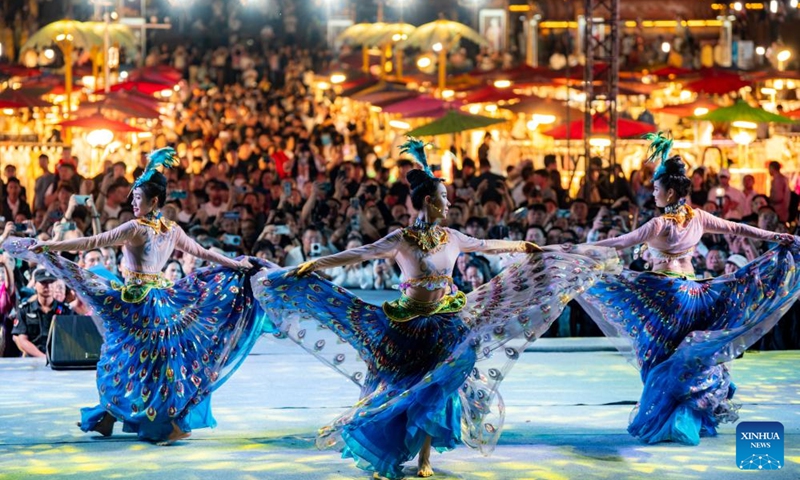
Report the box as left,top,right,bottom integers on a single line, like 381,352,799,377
2,43,800,358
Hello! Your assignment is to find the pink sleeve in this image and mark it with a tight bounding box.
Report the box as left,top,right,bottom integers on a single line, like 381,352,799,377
590,217,663,249
699,209,779,242
174,226,242,269
43,221,139,252
311,230,401,270
449,228,527,254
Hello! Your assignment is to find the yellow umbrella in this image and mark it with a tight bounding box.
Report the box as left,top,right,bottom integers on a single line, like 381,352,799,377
19,20,102,143
361,23,416,79
399,20,488,93
84,21,138,57
337,23,387,73
20,20,102,52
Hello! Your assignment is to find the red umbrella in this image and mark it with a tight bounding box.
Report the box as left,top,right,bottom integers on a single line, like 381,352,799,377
0,89,52,108
543,115,656,140
0,64,42,78
0,99,25,109
684,74,751,95
784,108,800,119
651,98,720,117
650,66,695,79
58,112,144,132
76,97,160,120
463,85,524,104
100,80,175,95
382,95,461,115
127,66,182,85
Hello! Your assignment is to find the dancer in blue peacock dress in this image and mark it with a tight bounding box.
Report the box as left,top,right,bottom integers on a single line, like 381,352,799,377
251,138,620,479
5,148,269,445
576,132,800,445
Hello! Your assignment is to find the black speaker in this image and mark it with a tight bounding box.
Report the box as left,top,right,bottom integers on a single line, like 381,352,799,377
46,315,103,370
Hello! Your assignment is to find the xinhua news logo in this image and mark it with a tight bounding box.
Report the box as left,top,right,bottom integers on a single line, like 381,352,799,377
736,421,784,471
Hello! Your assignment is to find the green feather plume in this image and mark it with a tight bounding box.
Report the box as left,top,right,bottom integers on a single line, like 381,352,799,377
399,137,434,177
643,131,673,179
132,147,180,190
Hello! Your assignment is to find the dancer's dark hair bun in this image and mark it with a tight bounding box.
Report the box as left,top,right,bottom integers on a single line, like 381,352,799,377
407,169,443,210
136,171,168,207
654,156,691,199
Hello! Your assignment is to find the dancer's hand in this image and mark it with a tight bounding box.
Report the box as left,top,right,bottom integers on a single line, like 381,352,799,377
523,241,543,253
288,260,316,278
236,258,253,270
776,233,796,245
28,242,49,254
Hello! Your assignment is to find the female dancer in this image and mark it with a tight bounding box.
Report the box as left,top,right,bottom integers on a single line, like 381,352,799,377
4,148,268,445
252,138,619,479
577,133,800,445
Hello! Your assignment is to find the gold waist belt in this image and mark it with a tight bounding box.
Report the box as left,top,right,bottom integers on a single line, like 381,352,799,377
111,267,174,303
383,291,467,323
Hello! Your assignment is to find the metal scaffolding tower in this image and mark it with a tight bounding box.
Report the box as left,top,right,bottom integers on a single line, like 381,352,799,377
582,0,620,169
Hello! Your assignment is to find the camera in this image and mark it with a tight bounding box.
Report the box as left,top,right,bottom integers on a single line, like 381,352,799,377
222,234,242,246
310,242,322,257
170,190,188,200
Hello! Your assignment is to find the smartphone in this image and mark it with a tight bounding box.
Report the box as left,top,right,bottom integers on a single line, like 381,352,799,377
222,211,241,220
556,209,571,219
310,242,322,257
234,186,247,194
456,188,470,198
0,216,5,223
73,195,91,206
170,190,188,200
320,182,333,194
350,197,361,210
222,234,242,246
274,224,291,235
283,181,292,197
61,221,77,231
350,215,360,231
512,207,528,221
14,222,28,232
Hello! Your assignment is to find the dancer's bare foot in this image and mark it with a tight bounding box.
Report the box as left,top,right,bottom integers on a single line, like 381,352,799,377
156,421,191,446
77,413,115,437
417,435,433,477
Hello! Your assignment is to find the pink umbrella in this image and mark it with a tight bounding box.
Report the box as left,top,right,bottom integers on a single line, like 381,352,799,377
463,85,524,104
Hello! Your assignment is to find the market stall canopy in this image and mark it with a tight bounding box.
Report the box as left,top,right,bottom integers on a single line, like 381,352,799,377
692,100,795,124
405,110,507,136
0,99,25,109
58,112,144,132
543,116,657,139
784,108,800,119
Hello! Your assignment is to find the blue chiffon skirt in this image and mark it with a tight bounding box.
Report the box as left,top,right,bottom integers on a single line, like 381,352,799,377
253,246,619,478
576,244,800,445
4,238,272,442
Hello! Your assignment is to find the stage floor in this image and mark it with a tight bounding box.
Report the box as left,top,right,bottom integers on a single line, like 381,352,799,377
1,337,798,480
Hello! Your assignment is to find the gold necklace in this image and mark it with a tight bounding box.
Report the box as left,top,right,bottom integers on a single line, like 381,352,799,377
403,219,449,252
662,202,694,225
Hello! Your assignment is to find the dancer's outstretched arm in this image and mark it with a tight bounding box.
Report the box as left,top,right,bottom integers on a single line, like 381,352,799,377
30,221,138,253
698,209,796,244
174,226,251,269
589,218,663,250
293,230,402,276
448,228,541,254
